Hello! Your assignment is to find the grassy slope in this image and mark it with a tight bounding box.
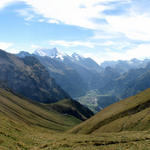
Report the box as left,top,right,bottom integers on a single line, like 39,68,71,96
1,115,150,150
0,88,81,132
45,99,94,121
2,89,150,149
70,88,150,134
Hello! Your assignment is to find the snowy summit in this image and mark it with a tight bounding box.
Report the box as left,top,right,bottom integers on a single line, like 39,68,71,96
34,48,66,60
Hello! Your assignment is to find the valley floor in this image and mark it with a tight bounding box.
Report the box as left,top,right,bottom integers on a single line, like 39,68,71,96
30,131,150,150
1,117,150,150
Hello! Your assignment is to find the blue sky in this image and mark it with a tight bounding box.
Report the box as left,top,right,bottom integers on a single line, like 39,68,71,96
0,0,150,63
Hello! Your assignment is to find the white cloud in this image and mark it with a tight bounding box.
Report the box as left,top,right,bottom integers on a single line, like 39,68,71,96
31,44,41,49
0,42,13,50
1,0,150,63
3,0,149,41
38,19,45,22
82,52,104,64
21,0,150,44
0,0,17,9
16,8,35,21
0,42,20,54
126,44,150,59
102,44,150,61
92,34,117,40
0,0,116,29
22,0,149,42
48,19,59,24
23,0,115,29
82,43,150,64
105,14,150,41
24,0,150,41
1,0,150,42
6,48,20,53
99,41,114,46
49,40,95,48
49,40,119,48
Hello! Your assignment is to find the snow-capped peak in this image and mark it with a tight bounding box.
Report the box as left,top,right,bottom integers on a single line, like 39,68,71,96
34,48,66,60
71,53,84,61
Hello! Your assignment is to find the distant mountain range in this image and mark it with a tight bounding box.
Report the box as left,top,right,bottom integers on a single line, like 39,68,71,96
18,48,102,98
101,58,150,73
17,48,150,112
99,62,150,99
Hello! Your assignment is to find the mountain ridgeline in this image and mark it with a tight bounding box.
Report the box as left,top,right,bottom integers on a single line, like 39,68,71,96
18,48,150,112
0,49,71,103
18,48,103,98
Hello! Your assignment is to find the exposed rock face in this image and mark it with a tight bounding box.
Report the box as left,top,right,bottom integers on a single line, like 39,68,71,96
0,49,70,103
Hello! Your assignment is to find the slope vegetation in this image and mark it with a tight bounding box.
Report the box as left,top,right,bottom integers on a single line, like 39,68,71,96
0,88,82,131
1,88,150,149
47,99,94,121
2,111,150,150
70,88,150,134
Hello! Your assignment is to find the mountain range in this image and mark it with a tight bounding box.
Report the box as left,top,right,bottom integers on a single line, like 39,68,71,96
101,58,150,73
17,48,150,112
18,48,102,98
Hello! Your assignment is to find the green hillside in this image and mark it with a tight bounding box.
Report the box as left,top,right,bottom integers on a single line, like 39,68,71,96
46,99,94,121
0,88,81,132
70,88,150,134
2,112,150,150
2,88,150,149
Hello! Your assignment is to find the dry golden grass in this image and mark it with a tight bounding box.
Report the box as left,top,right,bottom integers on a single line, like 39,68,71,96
0,88,81,132
1,117,150,150
2,88,150,149
70,88,150,134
